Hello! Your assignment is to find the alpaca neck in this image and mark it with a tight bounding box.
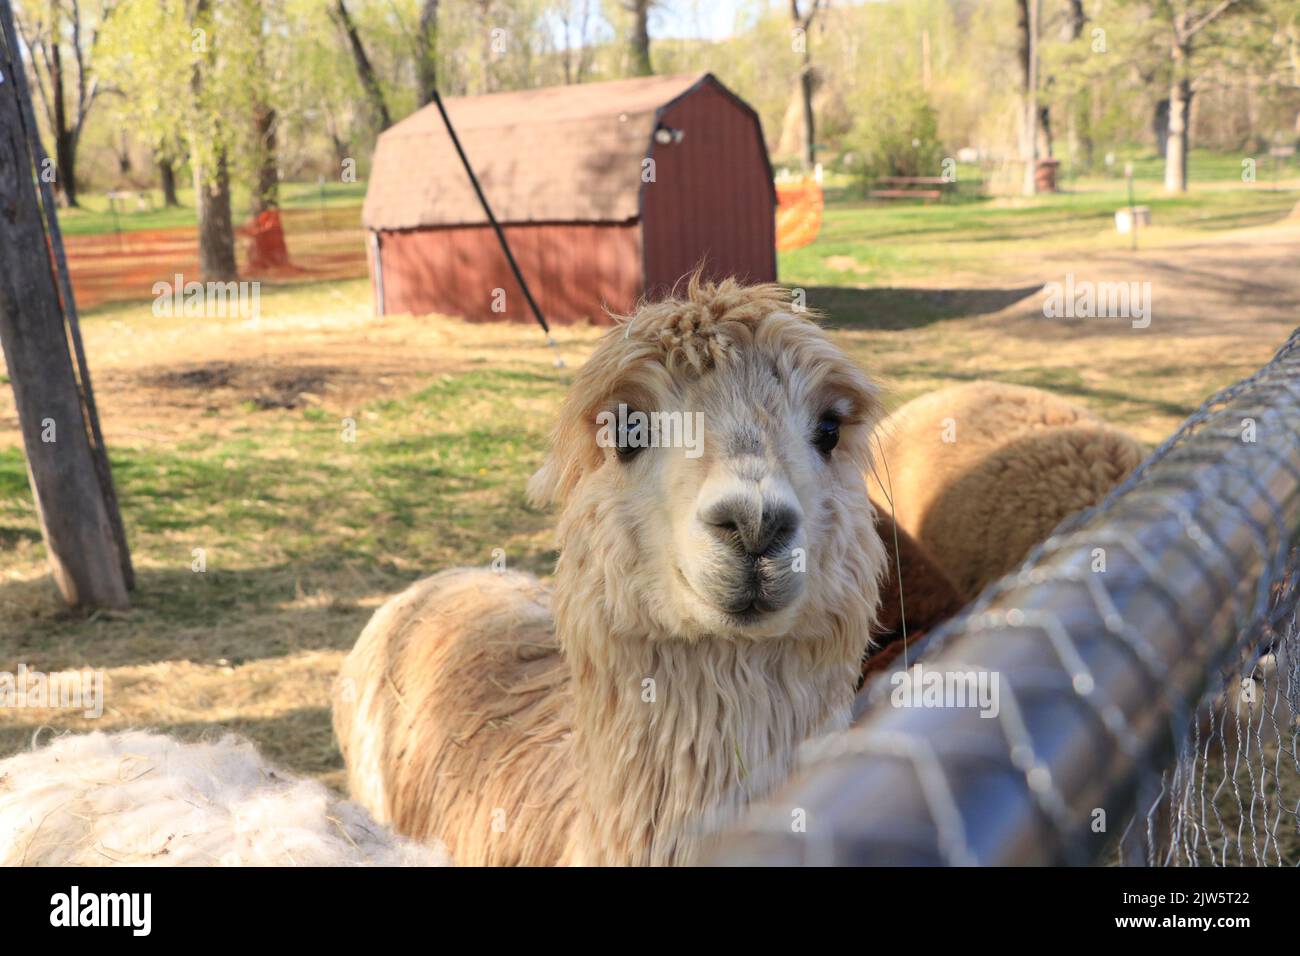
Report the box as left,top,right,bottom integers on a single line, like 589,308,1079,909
563,627,858,866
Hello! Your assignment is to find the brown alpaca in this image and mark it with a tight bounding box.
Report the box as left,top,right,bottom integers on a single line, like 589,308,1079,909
867,381,1146,599
333,279,888,866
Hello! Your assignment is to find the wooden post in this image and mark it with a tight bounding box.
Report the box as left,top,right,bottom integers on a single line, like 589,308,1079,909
0,5,129,610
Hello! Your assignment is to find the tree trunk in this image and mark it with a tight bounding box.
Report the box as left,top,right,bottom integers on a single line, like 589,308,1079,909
115,132,131,176
417,0,438,105
799,63,816,170
1063,0,1086,39
791,1,818,170
329,130,350,169
159,157,179,206
1048,0,1087,163
1154,98,1170,158
1075,87,1094,169
54,125,78,206
1020,0,1040,195
251,104,278,216
626,0,652,76
1016,0,1030,94
47,18,79,207
0,35,129,610
197,148,238,281
335,0,391,129
188,0,236,280
1165,72,1191,193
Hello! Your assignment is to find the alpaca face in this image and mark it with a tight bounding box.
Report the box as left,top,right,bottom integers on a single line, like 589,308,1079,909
648,361,849,639
530,280,886,645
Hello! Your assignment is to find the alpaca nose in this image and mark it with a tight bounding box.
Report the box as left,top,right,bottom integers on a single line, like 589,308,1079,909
701,496,802,557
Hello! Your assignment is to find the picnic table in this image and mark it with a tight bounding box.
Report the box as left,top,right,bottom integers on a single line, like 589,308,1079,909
105,189,157,213
868,176,950,201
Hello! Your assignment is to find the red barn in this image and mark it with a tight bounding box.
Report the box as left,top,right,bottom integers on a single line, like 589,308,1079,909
362,72,776,324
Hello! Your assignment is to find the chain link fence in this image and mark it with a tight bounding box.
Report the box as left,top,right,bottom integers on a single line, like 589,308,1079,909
705,326,1300,866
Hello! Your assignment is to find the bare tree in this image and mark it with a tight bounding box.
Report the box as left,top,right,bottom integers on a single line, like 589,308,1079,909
791,0,822,171
417,0,438,104
620,0,653,77
332,0,391,129
560,0,594,84
15,0,116,208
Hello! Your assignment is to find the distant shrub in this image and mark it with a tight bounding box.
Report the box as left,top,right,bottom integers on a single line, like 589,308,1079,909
845,83,945,182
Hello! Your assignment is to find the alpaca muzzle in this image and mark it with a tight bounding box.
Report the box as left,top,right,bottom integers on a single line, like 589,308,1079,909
717,555,804,619
695,493,806,621
700,495,801,558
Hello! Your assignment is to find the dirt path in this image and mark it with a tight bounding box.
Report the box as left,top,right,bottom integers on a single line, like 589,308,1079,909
0,283,603,451
826,213,1300,443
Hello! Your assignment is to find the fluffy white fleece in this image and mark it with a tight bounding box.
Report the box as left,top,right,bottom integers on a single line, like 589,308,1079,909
0,731,449,866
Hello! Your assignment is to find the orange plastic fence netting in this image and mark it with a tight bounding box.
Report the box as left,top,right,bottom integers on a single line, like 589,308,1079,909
239,208,291,270
62,208,368,311
775,179,824,252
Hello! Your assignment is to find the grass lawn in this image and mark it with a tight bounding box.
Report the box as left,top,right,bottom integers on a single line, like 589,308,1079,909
782,178,1299,288
1,176,1298,801
0,287,574,776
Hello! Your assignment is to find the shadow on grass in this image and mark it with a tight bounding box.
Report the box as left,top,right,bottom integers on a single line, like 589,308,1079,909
806,284,1044,330
882,364,1195,421
0,527,41,549
0,546,559,672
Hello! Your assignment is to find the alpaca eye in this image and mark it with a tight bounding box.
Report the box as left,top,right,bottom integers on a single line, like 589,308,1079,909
616,420,648,462
812,413,840,456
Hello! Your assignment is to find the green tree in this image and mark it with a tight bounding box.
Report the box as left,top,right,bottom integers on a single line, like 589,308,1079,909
97,0,191,203
848,81,945,181
1161,0,1252,191
100,0,264,279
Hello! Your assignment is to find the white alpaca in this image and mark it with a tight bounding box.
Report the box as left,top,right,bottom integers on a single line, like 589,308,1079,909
0,731,447,866
334,278,888,865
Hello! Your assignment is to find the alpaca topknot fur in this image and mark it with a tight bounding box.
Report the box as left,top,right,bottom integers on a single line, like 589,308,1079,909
0,731,448,866
635,277,808,376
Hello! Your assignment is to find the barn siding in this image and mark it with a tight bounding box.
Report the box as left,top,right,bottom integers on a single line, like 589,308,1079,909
640,82,777,298
374,222,643,324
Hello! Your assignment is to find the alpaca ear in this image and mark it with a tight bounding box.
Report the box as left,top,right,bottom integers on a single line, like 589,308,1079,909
527,456,563,508
527,411,600,508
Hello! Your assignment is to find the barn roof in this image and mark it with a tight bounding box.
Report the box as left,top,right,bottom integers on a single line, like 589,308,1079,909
363,72,745,230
